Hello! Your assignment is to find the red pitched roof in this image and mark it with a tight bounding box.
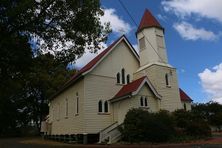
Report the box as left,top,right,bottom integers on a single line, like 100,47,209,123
137,9,163,33
179,88,193,102
113,76,147,99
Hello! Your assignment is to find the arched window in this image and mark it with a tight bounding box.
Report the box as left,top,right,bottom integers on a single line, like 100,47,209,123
140,97,143,106
144,97,148,106
165,74,169,86
122,68,125,84
127,74,130,84
116,73,120,84
104,101,108,113
98,100,102,113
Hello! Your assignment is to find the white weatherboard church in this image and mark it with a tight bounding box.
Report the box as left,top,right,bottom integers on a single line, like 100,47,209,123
43,9,192,143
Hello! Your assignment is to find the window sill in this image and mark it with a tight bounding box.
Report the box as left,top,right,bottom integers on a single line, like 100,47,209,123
116,83,125,86
98,112,110,115
65,116,68,119
139,106,149,109
166,85,171,88
75,113,79,116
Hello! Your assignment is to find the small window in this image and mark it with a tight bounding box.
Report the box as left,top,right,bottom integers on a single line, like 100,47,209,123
117,73,120,84
157,35,164,48
184,103,187,111
144,97,148,106
165,74,169,86
140,97,144,106
65,98,68,117
122,68,125,84
139,37,145,51
98,100,102,112
104,101,108,113
127,74,130,84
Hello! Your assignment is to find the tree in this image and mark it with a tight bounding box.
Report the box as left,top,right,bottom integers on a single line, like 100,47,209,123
0,0,110,64
192,102,222,131
18,54,76,131
0,0,110,136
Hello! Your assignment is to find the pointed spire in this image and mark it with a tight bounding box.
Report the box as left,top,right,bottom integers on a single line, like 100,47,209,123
137,9,163,33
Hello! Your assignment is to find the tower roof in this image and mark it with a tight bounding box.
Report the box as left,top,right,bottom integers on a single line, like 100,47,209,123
137,9,163,33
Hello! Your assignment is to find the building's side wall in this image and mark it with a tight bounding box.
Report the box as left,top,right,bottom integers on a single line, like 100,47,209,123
83,40,140,133
134,64,182,112
136,84,160,112
181,101,192,111
112,85,159,124
48,79,84,135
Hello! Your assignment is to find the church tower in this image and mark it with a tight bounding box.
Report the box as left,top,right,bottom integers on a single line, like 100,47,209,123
134,9,182,111
137,9,168,66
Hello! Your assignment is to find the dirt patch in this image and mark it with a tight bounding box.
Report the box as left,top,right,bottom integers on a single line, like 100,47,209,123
19,137,71,146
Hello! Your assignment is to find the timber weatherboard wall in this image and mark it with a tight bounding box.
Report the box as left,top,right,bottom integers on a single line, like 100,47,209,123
83,40,140,133
134,64,182,111
49,79,84,135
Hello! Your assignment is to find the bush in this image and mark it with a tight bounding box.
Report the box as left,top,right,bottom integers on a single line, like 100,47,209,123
121,109,175,143
173,109,211,138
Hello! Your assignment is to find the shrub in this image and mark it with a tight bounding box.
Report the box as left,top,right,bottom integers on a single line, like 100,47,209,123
173,109,211,138
121,109,175,143
120,108,149,143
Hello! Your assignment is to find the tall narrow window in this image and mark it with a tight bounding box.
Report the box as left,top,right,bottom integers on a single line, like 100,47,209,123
76,92,79,114
165,74,169,86
56,103,60,121
98,100,102,112
184,103,187,111
144,97,148,106
122,68,125,84
140,97,143,106
116,73,120,84
127,74,130,84
104,101,108,113
65,98,68,118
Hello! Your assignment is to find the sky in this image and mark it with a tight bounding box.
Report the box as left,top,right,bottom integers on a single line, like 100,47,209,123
74,0,222,104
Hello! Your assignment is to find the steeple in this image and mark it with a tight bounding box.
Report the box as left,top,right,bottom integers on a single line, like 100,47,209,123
136,9,168,67
137,9,164,33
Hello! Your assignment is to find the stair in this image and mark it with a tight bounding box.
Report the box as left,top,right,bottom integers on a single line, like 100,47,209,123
99,122,122,144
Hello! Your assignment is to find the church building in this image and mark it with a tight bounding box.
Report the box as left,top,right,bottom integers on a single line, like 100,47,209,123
43,9,192,144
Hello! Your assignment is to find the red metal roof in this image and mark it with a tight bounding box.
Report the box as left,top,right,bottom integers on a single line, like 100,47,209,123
137,9,163,33
113,76,147,99
179,88,193,102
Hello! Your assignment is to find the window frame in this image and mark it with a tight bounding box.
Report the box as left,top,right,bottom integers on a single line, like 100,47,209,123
104,101,109,113
65,98,68,118
126,74,130,84
116,72,120,84
98,100,103,113
121,68,125,84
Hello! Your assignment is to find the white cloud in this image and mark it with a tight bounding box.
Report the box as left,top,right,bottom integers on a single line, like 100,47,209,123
173,22,218,41
198,63,222,103
100,8,132,35
74,42,107,68
161,0,222,23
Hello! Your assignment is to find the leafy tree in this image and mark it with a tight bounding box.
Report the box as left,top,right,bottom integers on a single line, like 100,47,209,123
18,54,76,130
0,0,110,136
192,102,222,131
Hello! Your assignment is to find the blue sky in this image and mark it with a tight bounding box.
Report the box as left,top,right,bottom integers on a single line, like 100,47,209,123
75,0,222,104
